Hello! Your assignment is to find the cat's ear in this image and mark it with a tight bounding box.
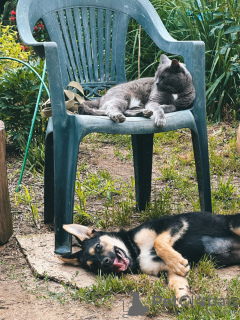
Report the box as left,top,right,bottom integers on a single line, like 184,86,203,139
171,59,180,70
160,54,170,65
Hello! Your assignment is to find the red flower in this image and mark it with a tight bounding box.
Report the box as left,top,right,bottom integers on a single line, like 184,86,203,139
33,26,38,31
11,10,16,15
38,23,44,29
10,16,16,21
21,44,28,51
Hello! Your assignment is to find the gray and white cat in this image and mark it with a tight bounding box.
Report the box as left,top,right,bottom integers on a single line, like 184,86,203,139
78,54,195,127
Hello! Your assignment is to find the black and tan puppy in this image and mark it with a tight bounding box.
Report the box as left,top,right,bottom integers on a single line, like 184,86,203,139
59,212,240,304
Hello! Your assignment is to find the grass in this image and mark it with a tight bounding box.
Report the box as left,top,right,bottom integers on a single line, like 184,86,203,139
6,122,240,319
4,257,240,319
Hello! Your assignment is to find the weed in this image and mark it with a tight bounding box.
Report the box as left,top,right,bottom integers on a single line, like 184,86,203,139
74,180,92,225
96,178,136,228
213,176,235,202
22,185,40,225
161,161,179,182
15,185,40,225
18,135,45,172
140,187,173,221
113,146,132,162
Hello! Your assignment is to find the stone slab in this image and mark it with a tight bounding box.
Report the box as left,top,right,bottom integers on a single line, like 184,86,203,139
16,233,240,289
16,233,95,288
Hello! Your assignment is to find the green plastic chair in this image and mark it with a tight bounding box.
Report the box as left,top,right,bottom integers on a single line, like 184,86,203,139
16,0,212,254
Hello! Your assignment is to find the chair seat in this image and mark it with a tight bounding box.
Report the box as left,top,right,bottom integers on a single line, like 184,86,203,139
46,110,198,138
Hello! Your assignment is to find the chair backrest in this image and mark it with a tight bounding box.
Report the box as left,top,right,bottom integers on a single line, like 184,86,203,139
17,0,175,96
42,4,130,94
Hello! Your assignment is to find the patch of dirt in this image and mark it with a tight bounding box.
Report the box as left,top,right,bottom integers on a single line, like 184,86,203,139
1,132,176,320
1,123,240,319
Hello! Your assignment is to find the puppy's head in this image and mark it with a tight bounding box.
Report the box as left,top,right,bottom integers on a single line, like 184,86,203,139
58,224,132,274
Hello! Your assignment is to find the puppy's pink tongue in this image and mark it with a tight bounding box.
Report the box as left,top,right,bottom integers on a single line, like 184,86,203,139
113,257,127,272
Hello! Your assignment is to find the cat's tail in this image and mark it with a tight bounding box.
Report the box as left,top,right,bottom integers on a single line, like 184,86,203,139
78,99,106,116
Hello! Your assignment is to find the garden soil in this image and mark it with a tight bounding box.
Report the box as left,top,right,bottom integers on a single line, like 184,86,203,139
1,125,240,320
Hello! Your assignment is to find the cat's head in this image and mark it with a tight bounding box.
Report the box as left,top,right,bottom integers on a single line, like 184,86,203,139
155,54,192,93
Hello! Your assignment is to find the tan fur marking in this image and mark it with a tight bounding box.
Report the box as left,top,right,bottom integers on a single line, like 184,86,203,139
57,256,80,266
154,220,189,276
134,229,168,275
87,261,93,267
171,220,189,244
99,235,130,257
89,246,95,255
87,229,94,236
168,270,190,305
134,228,157,247
231,227,240,237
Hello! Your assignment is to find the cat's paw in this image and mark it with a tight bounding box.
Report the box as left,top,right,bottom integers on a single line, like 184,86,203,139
143,109,153,118
113,114,126,123
77,104,85,115
155,116,166,127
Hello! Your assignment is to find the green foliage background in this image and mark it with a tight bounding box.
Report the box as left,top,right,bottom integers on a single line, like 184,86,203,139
0,0,239,149
126,0,240,121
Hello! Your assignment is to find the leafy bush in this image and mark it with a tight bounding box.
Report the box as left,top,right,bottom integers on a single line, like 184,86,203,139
0,23,30,74
126,0,240,121
1,0,17,25
172,0,240,121
0,58,48,144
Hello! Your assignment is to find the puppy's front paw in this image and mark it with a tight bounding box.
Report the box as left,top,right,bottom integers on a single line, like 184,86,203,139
143,109,153,118
176,294,191,308
168,257,190,277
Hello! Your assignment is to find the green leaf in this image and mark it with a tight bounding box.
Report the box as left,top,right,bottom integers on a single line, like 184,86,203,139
224,25,240,34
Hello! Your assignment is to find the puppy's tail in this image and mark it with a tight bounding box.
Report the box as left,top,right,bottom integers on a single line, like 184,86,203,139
78,99,106,116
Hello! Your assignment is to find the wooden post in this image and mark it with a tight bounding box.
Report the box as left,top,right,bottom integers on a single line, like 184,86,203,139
0,120,13,245
237,125,240,155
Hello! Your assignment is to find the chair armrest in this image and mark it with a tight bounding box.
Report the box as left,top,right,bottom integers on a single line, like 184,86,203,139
44,43,67,121
16,16,67,121
16,1,67,122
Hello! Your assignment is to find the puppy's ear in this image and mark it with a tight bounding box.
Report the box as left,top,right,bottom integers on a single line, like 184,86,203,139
57,251,81,266
63,224,94,242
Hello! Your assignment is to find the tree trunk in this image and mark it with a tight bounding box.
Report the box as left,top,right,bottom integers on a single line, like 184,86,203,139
0,121,13,245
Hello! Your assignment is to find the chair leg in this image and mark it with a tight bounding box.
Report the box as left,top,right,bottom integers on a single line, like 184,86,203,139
131,134,154,211
191,129,212,212
54,135,80,255
44,132,54,224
